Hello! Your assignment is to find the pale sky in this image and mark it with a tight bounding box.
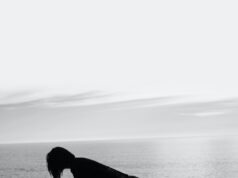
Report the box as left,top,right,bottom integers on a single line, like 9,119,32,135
0,1,238,143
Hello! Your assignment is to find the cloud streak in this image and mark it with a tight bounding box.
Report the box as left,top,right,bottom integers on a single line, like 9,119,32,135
0,90,112,109
1,89,238,113
0,89,184,109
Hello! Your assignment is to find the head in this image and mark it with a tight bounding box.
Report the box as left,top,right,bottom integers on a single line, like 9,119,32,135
46,147,75,178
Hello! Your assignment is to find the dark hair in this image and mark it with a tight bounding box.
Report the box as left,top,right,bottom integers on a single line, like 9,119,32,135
46,147,75,178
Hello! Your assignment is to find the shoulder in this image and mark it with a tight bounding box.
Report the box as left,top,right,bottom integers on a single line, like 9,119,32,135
73,157,100,165
70,157,109,176
71,157,104,169
71,157,116,172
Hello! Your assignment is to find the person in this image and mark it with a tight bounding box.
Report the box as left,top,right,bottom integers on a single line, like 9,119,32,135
46,147,139,178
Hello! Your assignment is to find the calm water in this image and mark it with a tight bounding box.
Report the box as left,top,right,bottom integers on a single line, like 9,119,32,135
1,137,238,178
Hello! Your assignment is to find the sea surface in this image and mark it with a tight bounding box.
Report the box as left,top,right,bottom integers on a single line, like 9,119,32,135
1,136,238,178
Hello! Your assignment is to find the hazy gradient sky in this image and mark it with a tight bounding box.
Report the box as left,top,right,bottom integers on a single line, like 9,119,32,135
0,0,238,98
0,1,238,143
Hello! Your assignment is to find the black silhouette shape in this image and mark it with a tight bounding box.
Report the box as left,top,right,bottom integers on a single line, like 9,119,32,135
46,147,139,178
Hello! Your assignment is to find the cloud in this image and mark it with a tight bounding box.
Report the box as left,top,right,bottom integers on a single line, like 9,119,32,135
181,111,227,117
1,89,238,115
0,89,183,109
0,90,111,109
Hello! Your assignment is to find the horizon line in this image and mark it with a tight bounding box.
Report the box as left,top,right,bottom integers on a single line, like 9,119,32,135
1,134,238,145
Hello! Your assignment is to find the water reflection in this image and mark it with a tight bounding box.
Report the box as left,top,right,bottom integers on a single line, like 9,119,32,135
149,137,238,178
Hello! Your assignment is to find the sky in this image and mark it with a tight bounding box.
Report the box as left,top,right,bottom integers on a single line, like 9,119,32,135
0,1,238,143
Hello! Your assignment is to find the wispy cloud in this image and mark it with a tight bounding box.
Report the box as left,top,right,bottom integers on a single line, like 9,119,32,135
0,90,111,109
1,89,238,114
0,90,184,109
181,111,227,117
174,98,238,120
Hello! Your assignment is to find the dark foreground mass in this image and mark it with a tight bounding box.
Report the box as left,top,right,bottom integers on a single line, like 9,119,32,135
46,147,138,178
71,158,138,178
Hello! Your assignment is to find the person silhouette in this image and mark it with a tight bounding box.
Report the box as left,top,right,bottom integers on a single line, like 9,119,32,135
46,147,139,178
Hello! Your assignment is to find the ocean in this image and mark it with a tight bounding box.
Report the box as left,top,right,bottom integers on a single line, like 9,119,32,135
0,136,238,178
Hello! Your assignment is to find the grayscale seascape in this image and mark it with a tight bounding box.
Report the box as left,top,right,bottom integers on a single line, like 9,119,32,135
1,1,238,178
1,136,238,178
